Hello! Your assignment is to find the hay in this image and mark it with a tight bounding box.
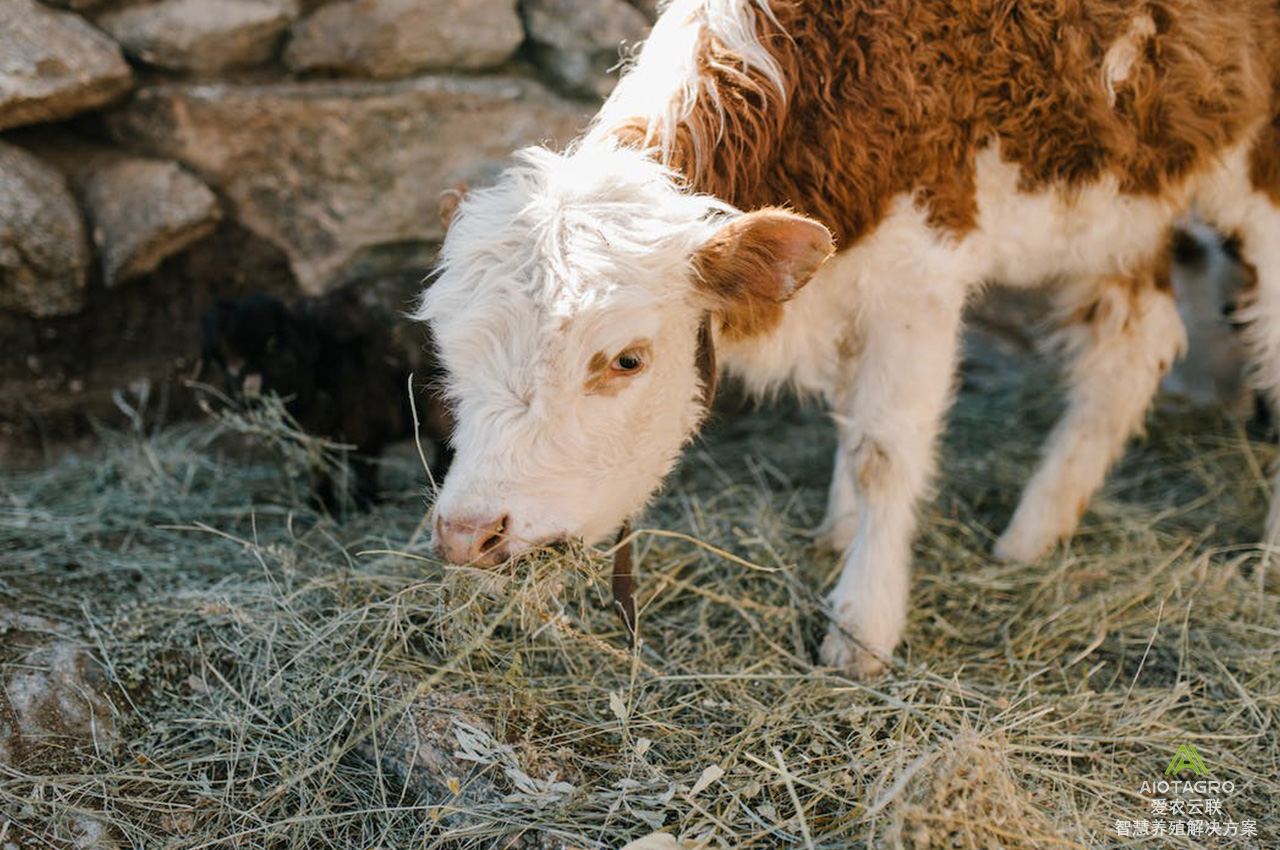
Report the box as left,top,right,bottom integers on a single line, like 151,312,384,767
189,383,360,512
1,350,1278,849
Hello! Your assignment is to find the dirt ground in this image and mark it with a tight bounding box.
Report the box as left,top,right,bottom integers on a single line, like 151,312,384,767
1,324,1277,849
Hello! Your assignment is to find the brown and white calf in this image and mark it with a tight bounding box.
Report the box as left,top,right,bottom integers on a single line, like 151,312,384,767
419,0,1280,676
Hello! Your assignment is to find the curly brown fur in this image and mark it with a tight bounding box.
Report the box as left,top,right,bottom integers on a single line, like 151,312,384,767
609,0,1279,249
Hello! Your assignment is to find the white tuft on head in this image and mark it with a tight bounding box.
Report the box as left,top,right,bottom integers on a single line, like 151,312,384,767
589,0,787,175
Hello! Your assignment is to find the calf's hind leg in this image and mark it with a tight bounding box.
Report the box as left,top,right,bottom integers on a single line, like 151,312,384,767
994,268,1186,563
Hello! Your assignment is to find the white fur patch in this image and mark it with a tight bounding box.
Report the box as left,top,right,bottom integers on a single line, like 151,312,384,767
970,145,1186,287
1102,13,1157,106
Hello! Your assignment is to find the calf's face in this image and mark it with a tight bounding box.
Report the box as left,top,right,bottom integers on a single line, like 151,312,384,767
420,146,832,566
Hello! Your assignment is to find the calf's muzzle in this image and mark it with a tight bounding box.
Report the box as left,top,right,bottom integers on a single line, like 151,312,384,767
434,511,512,568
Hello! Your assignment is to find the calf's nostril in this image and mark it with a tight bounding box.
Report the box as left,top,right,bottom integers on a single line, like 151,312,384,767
478,514,509,556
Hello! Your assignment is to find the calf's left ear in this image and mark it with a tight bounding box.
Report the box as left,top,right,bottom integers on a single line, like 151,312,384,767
695,209,834,301
693,209,834,337
439,184,470,233
696,208,834,343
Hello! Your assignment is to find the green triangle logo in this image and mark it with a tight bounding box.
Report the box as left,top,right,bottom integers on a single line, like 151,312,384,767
1165,743,1207,776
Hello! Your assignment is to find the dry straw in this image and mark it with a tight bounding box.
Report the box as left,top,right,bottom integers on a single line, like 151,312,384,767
1,359,1277,849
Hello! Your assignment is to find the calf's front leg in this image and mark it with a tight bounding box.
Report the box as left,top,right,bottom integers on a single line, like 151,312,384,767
820,278,967,677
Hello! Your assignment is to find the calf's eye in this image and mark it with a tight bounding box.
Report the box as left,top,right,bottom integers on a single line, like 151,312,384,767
611,350,646,374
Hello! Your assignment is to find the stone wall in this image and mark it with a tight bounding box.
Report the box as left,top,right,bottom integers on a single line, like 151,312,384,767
0,0,652,464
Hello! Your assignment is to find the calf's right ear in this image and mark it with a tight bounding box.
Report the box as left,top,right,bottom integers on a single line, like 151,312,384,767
439,184,470,233
693,208,835,340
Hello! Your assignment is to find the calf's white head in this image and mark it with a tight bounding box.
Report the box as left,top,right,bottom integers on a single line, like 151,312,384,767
419,143,832,566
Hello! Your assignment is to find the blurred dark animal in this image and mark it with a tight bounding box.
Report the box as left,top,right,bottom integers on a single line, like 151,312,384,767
1166,222,1276,435
198,289,453,510
1164,222,1254,415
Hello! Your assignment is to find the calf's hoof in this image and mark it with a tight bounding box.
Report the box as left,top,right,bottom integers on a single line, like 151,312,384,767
819,626,887,679
993,525,1051,565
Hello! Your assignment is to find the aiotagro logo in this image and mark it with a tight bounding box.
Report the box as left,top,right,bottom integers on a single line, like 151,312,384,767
1112,742,1259,841
1165,743,1207,777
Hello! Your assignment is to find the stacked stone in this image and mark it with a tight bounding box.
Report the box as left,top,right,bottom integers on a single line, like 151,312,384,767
0,0,653,318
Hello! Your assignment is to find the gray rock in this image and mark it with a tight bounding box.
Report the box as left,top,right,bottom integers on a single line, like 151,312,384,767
83,158,223,287
42,0,110,9
624,0,659,23
0,611,121,844
0,0,133,131
0,608,117,766
522,0,650,97
106,76,588,292
0,606,60,635
0,143,89,317
356,686,500,808
0,609,60,766
285,0,524,78
62,816,122,850
5,641,117,750
98,0,296,74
